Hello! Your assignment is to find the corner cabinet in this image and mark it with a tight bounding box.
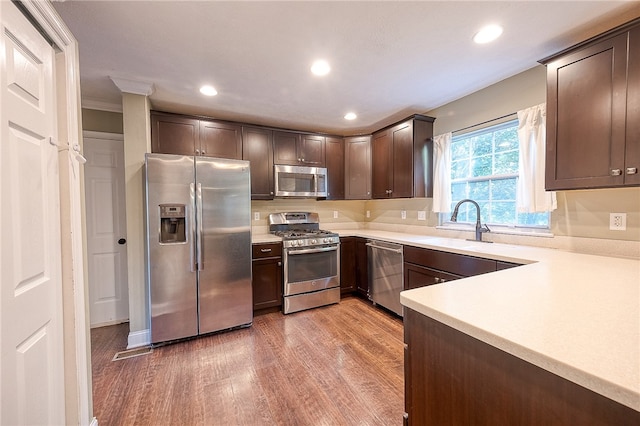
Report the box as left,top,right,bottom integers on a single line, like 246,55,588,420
345,135,372,199
542,19,640,190
371,115,434,199
242,126,274,199
325,136,345,200
273,131,326,167
151,111,242,159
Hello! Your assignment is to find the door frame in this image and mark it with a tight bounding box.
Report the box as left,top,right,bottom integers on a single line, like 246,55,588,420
15,2,93,425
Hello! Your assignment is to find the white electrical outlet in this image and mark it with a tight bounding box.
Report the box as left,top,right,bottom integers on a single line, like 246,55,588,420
401,210,407,220
254,212,260,221
418,211,426,221
366,210,370,218
609,213,626,231
333,211,338,219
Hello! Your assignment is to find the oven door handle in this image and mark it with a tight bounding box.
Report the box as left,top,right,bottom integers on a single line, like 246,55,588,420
287,246,338,255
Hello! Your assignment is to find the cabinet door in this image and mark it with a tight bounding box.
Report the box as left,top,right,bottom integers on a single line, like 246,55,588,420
273,131,300,165
300,134,326,166
626,27,640,185
340,237,356,294
252,257,283,311
546,33,628,190
242,126,274,199
404,263,461,290
372,129,392,198
151,112,198,155
391,120,414,198
345,136,371,199
325,136,344,199
199,120,242,159
355,238,369,297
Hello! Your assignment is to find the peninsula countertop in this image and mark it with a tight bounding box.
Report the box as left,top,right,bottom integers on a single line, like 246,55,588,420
334,230,640,412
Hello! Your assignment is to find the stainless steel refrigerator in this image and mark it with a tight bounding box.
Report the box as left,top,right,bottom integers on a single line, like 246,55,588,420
145,153,252,344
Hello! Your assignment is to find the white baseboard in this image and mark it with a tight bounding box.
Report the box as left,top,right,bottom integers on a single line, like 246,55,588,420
127,329,151,349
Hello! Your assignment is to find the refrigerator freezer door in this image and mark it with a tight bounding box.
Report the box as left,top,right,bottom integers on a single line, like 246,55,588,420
146,154,198,343
196,157,253,334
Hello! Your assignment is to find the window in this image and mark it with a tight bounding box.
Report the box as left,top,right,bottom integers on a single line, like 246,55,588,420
443,120,549,229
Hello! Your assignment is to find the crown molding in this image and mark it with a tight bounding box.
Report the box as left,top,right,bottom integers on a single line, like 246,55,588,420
109,77,155,96
81,97,123,113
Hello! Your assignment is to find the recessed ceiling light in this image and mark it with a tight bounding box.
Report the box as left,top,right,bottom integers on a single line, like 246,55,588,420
199,85,217,96
311,60,330,76
344,112,357,120
473,24,503,44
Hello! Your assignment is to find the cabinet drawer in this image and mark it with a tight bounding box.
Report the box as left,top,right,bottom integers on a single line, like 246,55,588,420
252,243,282,259
403,246,496,277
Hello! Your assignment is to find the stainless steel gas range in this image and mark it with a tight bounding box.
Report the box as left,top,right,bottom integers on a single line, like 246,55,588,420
268,212,340,314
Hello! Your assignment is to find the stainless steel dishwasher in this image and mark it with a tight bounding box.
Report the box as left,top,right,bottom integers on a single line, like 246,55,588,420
367,240,404,316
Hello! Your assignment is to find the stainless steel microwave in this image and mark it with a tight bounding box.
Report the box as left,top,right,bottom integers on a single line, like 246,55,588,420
274,164,327,198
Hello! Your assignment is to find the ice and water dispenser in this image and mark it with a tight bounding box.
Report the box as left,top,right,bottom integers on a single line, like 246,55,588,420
159,204,186,244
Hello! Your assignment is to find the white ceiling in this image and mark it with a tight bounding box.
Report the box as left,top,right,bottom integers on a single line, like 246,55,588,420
53,1,640,135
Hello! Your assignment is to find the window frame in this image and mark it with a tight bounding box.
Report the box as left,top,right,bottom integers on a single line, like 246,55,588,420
438,119,551,233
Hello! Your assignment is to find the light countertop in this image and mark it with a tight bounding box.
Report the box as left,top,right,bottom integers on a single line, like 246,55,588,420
334,230,640,411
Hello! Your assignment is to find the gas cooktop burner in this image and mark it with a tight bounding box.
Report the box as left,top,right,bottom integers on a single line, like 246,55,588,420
275,229,337,239
268,212,339,248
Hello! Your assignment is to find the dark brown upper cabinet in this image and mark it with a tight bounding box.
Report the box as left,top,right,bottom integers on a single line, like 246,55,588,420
345,135,372,199
273,130,326,167
151,111,242,160
371,115,434,199
325,136,345,200
542,19,640,190
242,126,274,200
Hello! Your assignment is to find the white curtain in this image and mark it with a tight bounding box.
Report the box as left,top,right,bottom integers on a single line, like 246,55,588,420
516,103,557,213
432,132,452,213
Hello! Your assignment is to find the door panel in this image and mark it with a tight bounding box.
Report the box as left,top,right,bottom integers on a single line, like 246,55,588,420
146,154,198,343
84,135,129,327
196,157,252,334
1,2,65,424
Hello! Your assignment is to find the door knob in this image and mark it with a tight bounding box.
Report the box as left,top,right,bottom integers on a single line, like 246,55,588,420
118,238,127,245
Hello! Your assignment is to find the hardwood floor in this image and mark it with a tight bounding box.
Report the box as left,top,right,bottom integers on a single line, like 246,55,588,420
90,297,404,425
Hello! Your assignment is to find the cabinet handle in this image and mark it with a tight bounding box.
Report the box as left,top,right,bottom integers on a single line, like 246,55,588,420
611,169,622,176
434,277,440,283
195,149,200,155
201,150,206,155
277,261,282,267
270,191,274,195
260,248,272,253
626,167,638,175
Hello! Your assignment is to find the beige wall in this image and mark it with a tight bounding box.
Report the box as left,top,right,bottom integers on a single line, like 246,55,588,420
366,66,640,242
81,108,123,133
121,94,151,337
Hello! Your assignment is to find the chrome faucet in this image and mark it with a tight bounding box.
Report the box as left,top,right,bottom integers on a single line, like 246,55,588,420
450,199,492,243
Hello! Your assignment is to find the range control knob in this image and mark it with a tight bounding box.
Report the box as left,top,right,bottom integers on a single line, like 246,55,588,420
311,239,317,244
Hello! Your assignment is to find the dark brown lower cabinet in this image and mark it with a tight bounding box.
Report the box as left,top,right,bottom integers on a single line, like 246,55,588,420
404,308,639,425
251,243,282,314
355,237,369,298
339,237,356,294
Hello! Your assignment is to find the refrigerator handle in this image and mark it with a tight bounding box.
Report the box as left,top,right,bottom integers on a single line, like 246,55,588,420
190,183,196,272
196,182,204,271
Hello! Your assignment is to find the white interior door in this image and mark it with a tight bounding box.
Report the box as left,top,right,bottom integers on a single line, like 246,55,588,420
84,132,129,327
0,2,65,425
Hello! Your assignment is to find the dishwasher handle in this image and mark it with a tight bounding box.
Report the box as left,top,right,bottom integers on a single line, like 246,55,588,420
366,242,403,254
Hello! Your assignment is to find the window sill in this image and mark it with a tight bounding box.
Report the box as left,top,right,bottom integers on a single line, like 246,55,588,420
436,224,554,238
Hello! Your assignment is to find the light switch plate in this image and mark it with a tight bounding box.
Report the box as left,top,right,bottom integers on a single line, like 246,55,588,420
333,211,338,219
418,211,426,221
366,210,370,218
254,212,260,221
401,210,407,220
